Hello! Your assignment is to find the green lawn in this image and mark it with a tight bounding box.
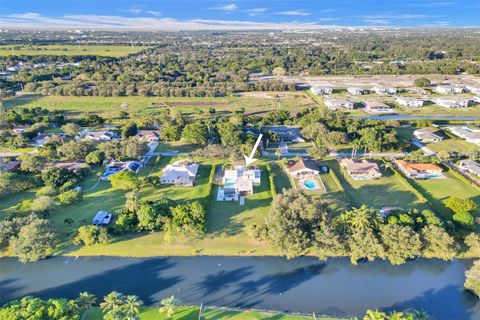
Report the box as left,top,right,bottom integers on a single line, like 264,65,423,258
270,162,293,193
154,141,198,154
82,306,336,320
0,45,150,57
426,139,476,154
329,159,427,211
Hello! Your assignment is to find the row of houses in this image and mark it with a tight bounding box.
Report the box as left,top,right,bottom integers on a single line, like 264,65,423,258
81,129,160,142
324,98,392,113
447,126,480,145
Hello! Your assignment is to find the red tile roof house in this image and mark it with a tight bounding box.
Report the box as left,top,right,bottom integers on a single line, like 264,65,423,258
340,158,382,180
135,129,161,142
285,159,320,178
394,160,444,179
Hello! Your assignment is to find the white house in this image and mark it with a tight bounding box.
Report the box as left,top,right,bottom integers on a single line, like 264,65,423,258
413,128,443,143
324,98,354,110
396,97,424,108
362,101,392,113
448,126,480,145
311,87,333,95
219,166,261,201
84,130,117,141
347,87,369,95
466,86,480,95
135,129,161,142
372,86,397,95
285,159,320,177
458,160,480,177
160,159,199,186
435,85,465,95
434,97,471,109
102,160,143,180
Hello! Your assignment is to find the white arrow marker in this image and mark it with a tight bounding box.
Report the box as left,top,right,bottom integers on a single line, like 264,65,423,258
244,133,263,166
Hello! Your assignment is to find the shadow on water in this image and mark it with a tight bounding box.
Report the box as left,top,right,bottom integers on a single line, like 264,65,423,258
0,258,181,305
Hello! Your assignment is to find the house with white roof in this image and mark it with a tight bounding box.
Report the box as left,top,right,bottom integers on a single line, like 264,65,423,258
218,165,261,201
135,129,161,142
372,86,397,95
396,97,424,108
160,159,199,186
324,97,354,110
413,128,443,143
434,97,471,109
102,160,143,181
362,101,393,113
458,160,480,178
448,126,480,145
435,85,465,95
311,87,333,95
347,87,369,95
83,130,117,141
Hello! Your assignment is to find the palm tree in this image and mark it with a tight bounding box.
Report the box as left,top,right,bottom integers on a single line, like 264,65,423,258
125,191,139,213
75,291,97,312
348,205,383,231
159,295,180,318
275,148,282,160
123,295,143,320
100,291,125,313
412,310,430,320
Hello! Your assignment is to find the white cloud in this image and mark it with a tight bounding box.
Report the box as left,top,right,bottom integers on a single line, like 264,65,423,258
363,19,391,25
128,8,142,14
246,8,267,16
276,10,310,16
214,4,237,13
147,11,162,17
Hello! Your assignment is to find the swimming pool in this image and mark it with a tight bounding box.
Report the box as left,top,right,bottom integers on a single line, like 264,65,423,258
303,180,316,189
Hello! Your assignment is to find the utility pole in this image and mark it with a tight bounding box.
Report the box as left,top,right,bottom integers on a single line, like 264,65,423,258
198,302,203,320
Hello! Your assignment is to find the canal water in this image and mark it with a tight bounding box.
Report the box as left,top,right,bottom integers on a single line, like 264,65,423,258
1,256,479,319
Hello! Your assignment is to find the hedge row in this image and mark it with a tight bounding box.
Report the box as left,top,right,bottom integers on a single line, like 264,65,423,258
445,162,480,191
202,164,217,211
266,163,277,198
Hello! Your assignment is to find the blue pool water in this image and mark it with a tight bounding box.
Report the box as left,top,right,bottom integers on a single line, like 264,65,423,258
304,180,316,189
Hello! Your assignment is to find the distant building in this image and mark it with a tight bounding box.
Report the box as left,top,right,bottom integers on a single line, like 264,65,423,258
448,126,480,145
347,87,369,95
372,86,397,95
394,160,444,179
311,87,333,95
324,97,354,110
340,158,382,180
285,158,320,178
362,101,392,113
458,160,480,177
43,162,84,173
84,130,117,141
135,129,161,142
413,128,444,143
435,85,465,95
262,126,305,143
434,97,471,109
160,159,199,186
396,97,424,108
466,85,480,95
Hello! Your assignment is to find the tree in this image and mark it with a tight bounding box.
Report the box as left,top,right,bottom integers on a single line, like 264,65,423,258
137,201,169,232
159,295,180,319
75,292,97,313
342,205,383,232
57,140,92,161
266,189,328,258
436,150,450,161
414,78,431,87
171,201,206,234
160,124,181,141
19,154,46,173
9,217,56,263
0,296,81,320
100,291,125,314
73,225,109,246
308,144,328,160
30,195,55,213
272,66,286,76
465,233,480,256
444,197,476,214
181,122,208,146
109,171,140,190
123,139,149,159
42,166,76,189
421,225,457,260
61,123,81,137
86,150,105,165
123,295,143,319
313,216,345,261
465,260,480,297
348,228,385,264
380,224,421,265
217,122,244,146
121,122,138,139
453,211,474,227
58,189,82,204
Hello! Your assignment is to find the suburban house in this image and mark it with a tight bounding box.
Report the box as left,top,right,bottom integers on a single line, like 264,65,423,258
340,158,382,180
435,85,465,95
135,129,161,142
218,165,261,201
0,157,20,174
394,160,444,179
83,130,117,141
434,97,471,109
311,87,333,95
448,126,480,145
160,159,199,186
285,158,320,177
372,86,397,95
458,160,480,177
102,160,143,180
396,97,424,108
262,126,305,143
362,101,392,113
466,85,480,95
347,87,369,95
413,128,444,143
324,97,354,110
43,161,84,173
31,133,64,147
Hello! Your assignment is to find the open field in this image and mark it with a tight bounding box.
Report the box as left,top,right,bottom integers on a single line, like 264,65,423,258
82,306,334,320
3,93,316,121
328,159,427,211
0,45,150,57
154,141,198,154
425,139,476,153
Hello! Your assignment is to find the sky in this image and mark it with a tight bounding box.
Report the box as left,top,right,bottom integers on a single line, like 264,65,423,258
1,0,479,31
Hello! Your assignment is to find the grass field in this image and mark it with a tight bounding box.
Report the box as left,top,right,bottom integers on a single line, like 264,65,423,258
425,138,476,153
154,141,198,154
0,45,150,57
82,306,336,320
328,159,427,211
3,93,316,121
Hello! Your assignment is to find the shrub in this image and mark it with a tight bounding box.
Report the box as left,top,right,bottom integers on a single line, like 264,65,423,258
58,189,82,205
452,211,474,227
73,225,109,246
246,223,268,241
30,196,55,213
36,185,58,197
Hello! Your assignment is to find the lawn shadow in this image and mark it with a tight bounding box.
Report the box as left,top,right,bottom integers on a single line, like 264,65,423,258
4,94,42,109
